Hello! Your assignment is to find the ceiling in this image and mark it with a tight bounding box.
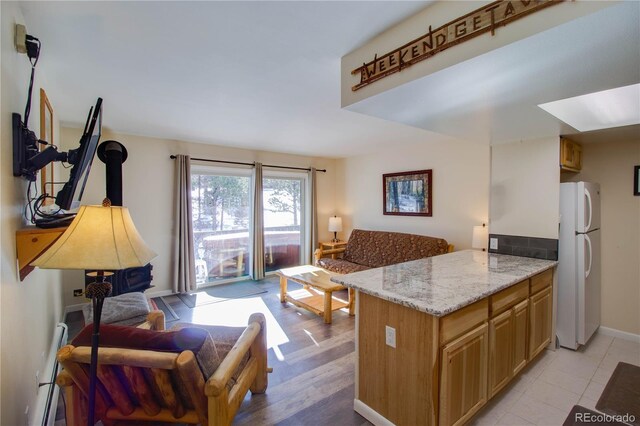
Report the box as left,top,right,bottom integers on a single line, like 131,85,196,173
348,1,640,145
19,1,639,158
21,1,441,158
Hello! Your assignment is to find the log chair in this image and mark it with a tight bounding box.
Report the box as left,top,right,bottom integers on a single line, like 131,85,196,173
56,311,269,426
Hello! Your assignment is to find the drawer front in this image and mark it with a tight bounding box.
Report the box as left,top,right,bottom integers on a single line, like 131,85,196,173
490,280,529,317
440,298,489,345
530,269,553,294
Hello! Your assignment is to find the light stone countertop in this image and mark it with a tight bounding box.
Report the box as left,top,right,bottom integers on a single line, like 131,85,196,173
330,250,557,317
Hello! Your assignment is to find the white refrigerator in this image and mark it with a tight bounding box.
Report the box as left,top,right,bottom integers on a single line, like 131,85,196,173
557,182,601,350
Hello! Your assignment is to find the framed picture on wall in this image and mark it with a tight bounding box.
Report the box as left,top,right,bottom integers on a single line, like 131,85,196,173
383,169,432,216
40,89,55,205
634,165,639,196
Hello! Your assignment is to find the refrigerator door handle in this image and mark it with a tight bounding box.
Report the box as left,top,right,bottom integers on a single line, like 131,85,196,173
585,233,593,279
585,188,593,232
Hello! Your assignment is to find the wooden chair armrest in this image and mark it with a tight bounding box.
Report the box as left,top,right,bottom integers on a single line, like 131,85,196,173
56,369,75,387
205,321,262,397
314,247,346,262
136,310,165,330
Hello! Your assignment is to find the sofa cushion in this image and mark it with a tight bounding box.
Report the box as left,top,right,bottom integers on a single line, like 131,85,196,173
317,258,370,274
342,229,449,268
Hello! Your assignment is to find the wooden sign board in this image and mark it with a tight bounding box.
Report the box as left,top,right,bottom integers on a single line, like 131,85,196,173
351,0,564,91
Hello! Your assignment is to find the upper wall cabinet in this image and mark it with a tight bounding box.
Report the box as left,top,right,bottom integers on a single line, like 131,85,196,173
560,138,582,172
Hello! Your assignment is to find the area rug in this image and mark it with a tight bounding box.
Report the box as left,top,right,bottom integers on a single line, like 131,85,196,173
562,405,626,426
177,282,267,308
596,362,640,425
150,297,180,322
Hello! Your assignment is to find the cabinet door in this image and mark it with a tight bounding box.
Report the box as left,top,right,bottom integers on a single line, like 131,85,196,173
561,138,583,171
440,322,488,426
513,299,529,375
560,139,573,168
573,143,583,170
529,287,552,360
488,309,514,398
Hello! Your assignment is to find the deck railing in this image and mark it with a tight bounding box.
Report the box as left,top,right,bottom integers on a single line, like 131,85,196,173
194,226,301,283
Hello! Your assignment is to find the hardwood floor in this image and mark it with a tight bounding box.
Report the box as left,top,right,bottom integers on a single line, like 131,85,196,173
61,276,370,426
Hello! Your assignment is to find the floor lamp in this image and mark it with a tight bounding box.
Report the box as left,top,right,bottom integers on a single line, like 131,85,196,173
32,200,156,426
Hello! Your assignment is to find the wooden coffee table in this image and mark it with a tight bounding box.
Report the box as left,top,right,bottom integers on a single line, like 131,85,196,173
277,265,355,324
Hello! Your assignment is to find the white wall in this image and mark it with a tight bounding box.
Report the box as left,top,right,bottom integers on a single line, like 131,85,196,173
0,3,65,424
59,127,338,307
562,140,640,335
336,137,490,250
490,137,560,239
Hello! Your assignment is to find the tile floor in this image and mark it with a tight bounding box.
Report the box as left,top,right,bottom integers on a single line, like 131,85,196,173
471,333,640,425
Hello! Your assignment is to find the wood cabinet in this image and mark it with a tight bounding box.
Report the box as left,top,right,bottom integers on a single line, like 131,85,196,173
513,299,529,375
560,137,582,172
355,268,554,426
488,309,514,397
529,286,553,359
440,323,488,426
488,293,530,397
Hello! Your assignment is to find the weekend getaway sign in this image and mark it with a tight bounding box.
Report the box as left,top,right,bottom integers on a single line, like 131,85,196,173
351,0,564,91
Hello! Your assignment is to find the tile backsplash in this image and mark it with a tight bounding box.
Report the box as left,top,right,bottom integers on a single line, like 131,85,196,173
488,234,558,261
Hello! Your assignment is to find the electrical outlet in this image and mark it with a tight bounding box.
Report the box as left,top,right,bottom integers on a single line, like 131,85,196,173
73,288,83,297
15,24,26,53
385,325,396,348
489,238,498,250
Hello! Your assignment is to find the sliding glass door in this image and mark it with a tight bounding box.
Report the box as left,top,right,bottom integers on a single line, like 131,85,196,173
263,175,305,273
191,170,251,286
191,168,307,285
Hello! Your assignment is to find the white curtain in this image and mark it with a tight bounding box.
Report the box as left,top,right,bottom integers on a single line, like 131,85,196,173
250,162,265,280
173,155,196,293
308,167,318,264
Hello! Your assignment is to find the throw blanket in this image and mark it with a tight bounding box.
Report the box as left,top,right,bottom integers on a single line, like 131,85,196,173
83,292,150,326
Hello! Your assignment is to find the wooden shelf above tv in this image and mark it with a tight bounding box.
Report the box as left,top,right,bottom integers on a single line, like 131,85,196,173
16,226,67,281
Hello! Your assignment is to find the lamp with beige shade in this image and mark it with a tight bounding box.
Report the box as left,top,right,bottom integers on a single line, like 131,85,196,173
328,215,342,243
32,199,156,426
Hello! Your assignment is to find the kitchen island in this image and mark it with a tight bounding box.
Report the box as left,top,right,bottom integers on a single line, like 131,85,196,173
331,250,557,426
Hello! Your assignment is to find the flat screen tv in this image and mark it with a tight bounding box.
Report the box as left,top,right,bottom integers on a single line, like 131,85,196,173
55,97,103,210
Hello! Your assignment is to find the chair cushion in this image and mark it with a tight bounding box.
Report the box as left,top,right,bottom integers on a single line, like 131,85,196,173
72,323,218,378
316,258,370,274
342,229,449,268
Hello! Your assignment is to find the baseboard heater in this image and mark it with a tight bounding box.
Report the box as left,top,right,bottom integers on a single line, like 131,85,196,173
33,323,68,426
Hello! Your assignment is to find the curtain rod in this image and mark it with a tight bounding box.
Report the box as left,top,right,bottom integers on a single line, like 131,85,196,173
169,155,326,172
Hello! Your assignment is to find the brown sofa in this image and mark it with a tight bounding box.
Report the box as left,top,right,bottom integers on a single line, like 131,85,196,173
315,229,452,274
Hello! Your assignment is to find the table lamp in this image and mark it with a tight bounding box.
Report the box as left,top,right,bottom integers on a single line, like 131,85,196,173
472,223,488,251
31,199,156,426
328,216,342,242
